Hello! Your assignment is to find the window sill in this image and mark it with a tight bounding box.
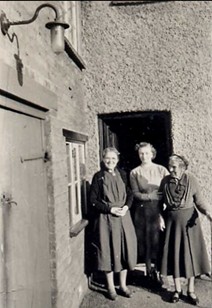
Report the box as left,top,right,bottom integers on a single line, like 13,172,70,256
70,219,89,238
65,38,86,71
111,1,160,5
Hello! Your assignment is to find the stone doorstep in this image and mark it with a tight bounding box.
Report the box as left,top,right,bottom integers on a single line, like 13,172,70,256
133,263,202,290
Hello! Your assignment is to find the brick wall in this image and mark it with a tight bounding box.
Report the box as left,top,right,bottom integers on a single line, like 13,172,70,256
81,1,212,256
0,1,88,308
1,1,212,306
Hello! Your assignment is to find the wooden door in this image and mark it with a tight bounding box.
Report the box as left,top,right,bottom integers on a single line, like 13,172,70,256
0,107,51,308
98,119,119,158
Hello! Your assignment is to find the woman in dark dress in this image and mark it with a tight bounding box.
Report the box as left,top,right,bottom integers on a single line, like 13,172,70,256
89,147,137,300
158,154,212,305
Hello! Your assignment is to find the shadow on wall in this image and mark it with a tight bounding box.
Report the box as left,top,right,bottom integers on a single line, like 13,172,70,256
84,180,94,276
83,179,108,288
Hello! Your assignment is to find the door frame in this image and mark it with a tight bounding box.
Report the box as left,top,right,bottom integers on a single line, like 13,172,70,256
98,111,173,170
0,62,58,307
0,105,52,307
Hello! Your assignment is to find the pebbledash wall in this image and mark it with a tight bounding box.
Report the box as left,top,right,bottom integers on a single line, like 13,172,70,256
1,1,212,307
0,1,88,308
82,0,212,258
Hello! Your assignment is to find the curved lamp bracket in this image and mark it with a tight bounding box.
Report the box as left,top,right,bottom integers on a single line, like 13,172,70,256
0,3,69,53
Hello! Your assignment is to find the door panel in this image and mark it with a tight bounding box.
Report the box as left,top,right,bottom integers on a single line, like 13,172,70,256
0,108,51,308
98,119,119,159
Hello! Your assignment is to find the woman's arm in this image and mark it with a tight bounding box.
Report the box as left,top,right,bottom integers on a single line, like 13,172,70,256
130,172,151,201
157,177,167,230
192,175,212,220
89,174,111,214
119,170,134,208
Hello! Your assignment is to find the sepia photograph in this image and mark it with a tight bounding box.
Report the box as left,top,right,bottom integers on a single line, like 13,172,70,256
0,1,211,307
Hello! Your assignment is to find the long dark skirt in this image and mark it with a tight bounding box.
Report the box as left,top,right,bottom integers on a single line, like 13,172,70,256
133,202,161,265
160,207,210,278
91,211,137,272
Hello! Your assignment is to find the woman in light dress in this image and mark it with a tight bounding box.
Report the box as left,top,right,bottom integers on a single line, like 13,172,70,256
130,142,169,280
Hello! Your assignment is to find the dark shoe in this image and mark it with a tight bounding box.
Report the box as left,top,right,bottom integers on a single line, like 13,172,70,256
151,270,162,286
187,292,199,305
107,290,117,301
118,287,132,298
171,291,182,303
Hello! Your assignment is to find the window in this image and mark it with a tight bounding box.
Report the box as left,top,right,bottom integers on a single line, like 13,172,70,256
62,1,82,55
63,130,88,236
61,1,85,70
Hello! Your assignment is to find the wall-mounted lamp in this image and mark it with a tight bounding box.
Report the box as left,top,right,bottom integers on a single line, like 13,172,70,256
0,3,69,54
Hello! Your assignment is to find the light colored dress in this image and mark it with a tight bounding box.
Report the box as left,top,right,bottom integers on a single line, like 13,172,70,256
130,163,169,266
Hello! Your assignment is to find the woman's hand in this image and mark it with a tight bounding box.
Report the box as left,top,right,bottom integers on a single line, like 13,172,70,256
159,214,165,231
149,190,162,201
120,205,129,216
110,207,119,216
110,206,128,217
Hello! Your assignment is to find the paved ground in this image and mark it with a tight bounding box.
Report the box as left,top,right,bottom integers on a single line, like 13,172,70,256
80,269,212,308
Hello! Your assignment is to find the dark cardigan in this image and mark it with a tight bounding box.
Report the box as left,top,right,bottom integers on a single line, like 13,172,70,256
89,168,133,214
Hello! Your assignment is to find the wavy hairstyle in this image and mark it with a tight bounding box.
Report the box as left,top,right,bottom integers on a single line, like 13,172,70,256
135,142,157,160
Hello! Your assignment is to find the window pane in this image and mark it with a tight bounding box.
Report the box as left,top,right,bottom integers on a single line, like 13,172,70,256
75,183,79,215
68,185,71,210
64,134,87,227
72,145,78,181
79,144,85,179
66,143,71,182
68,185,76,217
62,1,81,54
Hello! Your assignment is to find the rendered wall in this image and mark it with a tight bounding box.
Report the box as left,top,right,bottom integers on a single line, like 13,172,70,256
82,1,212,255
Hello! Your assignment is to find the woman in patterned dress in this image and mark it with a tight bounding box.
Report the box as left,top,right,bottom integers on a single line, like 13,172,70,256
89,147,137,300
158,154,212,305
130,142,169,279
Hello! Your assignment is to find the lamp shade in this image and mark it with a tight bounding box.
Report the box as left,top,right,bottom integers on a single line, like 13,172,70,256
46,21,69,54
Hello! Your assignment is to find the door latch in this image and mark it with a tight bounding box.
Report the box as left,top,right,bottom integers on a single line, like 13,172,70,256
0,193,17,207
20,151,50,163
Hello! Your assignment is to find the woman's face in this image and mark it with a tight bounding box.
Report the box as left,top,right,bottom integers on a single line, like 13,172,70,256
138,145,153,164
103,151,118,171
169,159,184,179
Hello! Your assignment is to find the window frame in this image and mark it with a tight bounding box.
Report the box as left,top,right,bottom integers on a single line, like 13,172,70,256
63,129,88,237
61,1,86,70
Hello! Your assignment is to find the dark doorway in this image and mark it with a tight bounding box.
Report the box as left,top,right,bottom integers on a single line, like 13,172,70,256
98,111,172,172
